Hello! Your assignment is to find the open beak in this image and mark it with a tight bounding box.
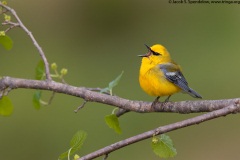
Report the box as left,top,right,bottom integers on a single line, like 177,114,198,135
138,44,151,57
144,44,151,50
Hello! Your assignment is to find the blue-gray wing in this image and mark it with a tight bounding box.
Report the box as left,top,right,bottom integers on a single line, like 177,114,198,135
160,63,202,98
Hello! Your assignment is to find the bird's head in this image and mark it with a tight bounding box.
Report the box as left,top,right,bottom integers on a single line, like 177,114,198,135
138,44,171,64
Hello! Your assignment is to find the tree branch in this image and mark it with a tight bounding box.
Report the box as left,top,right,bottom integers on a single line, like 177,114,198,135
116,109,129,117
0,76,239,114
79,102,240,160
2,21,20,33
0,2,52,81
74,100,88,113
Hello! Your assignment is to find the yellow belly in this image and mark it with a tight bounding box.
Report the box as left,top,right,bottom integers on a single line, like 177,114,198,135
139,69,181,97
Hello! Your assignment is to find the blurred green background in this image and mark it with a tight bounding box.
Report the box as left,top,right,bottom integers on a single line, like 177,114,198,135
1,0,240,160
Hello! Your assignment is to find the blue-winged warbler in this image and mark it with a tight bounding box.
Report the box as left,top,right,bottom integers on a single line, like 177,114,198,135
138,44,202,103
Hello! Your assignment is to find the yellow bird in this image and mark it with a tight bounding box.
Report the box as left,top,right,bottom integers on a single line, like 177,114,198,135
138,44,202,104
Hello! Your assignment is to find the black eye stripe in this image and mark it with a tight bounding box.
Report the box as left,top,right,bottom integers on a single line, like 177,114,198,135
151,50,161,56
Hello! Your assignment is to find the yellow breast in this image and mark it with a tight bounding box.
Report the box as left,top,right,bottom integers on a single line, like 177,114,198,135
139,58,181,97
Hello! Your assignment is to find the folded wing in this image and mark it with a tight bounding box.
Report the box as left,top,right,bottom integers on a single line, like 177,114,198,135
160,63,202,98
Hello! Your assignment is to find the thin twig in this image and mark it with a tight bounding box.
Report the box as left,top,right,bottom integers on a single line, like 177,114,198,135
2,21,20,33
79,102,240,160
47,91,56,105
116,109,130,117
0,87,12,98
84,87,111,95
0,8,8,14
74,100,88,113
0,2,52,80
103,154,108,160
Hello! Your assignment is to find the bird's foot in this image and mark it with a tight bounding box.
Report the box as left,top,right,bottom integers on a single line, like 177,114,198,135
151,96,160,109
151,95,171,111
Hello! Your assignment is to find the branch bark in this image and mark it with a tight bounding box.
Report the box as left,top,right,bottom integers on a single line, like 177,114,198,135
0,76,239,114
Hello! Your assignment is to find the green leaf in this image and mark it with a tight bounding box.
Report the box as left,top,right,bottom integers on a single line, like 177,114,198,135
70,130,87,149
35,60,45,80
58,150,69,160
100,87,109,94
152,134,177,158
0,35,13,50
0,96,14,116
105,114,122,134
58,130,87,160
33,90,41,110
100,71,124,95
108,71,124,90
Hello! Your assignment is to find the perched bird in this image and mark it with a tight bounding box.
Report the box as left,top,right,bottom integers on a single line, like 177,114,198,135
138,44,202,104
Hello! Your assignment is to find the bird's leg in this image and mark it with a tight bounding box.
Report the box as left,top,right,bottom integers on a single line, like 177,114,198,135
151,95,171,110
151,96,160,108
164,95,171,103
160,95,172,110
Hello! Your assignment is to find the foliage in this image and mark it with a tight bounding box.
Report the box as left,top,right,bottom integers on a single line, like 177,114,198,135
102,72,124,134
152,134,177,158
59,130,87,160
101,71,124,95
35,60,45,80
0,96,13,116
33,62,68,109
32,90,42,110
105,113,122,134
0,34,13,50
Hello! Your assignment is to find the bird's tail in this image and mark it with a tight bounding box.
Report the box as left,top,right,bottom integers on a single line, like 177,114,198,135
187,88,202,98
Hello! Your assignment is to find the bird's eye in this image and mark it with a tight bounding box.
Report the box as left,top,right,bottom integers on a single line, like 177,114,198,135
152,51,161,56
